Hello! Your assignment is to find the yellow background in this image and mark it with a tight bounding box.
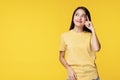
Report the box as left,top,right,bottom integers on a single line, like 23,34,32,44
0,0,120,80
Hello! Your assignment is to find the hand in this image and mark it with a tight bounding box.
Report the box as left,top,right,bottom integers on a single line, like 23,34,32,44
85,16,94,32
67,67,77,80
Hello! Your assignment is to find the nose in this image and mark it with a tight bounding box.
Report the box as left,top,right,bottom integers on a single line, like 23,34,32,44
78,16,82,20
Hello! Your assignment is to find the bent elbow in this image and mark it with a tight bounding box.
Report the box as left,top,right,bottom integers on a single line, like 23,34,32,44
95,48,100,52
93,46,101,52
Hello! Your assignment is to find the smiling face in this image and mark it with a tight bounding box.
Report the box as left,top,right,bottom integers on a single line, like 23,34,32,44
73,9,87,28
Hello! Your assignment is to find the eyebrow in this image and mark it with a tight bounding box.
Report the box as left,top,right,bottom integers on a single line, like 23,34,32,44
82,14,86,16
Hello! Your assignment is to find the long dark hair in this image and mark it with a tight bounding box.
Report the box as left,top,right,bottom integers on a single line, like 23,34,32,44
69,6,91,32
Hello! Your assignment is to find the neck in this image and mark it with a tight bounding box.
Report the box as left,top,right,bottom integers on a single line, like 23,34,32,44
73,26,83,33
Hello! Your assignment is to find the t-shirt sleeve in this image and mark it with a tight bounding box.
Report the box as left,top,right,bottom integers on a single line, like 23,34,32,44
59,35,66,51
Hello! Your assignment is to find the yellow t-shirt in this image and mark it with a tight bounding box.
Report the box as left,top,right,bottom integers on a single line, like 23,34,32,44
60,30,98,80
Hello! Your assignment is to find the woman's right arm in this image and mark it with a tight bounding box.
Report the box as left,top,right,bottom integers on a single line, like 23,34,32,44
59,51,70,69
59,51,77,80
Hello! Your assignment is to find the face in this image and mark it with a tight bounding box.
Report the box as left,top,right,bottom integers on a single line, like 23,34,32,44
73,9,87,27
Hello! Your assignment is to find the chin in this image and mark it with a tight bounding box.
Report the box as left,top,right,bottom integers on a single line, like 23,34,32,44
75,24,84,27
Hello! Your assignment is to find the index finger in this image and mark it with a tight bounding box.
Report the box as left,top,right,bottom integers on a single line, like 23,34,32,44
86,16,90,21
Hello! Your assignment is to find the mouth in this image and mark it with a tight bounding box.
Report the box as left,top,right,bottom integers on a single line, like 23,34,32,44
75,20,82,23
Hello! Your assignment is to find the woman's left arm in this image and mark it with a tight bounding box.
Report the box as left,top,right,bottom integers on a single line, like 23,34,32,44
85,17,101,52
91,28,101,52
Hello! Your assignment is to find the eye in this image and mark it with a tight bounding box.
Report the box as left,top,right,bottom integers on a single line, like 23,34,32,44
75,13,79,16
81,14,86,18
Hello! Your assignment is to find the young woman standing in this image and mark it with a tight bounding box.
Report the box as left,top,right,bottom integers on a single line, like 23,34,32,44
59,6,101,80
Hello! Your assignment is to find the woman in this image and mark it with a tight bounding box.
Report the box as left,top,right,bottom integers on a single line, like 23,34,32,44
59,6,101,80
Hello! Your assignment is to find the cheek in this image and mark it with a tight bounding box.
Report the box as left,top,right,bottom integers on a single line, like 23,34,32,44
73,16,77,20
82,17,86,20
73,17,77,23
82,18,87,23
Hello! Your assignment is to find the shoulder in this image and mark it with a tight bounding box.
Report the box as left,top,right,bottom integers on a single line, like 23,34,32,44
60,30,72,38
83,31,92,36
